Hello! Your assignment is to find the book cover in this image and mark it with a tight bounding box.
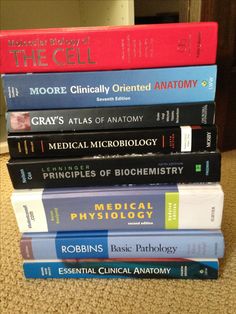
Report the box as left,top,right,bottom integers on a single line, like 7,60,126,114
2,65,217,110
0,22,217,73
11,183,224,232
7,152,221,189
6,102,215,134
20,230,224,259
7,125,217,158
23,259,219,279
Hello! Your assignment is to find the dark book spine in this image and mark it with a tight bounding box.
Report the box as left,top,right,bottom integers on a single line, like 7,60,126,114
7,102,215,134
7,126,217,158
7,152,221,189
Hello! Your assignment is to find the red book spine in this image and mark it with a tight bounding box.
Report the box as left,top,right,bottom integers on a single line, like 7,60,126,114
0,22,217,73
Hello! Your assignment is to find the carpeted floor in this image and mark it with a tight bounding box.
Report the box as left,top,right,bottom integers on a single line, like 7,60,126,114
1,151,236,314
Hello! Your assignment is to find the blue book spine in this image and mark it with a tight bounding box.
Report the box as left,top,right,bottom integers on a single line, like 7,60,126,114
21,230,224,260
23,259,219,279
2,65,217,110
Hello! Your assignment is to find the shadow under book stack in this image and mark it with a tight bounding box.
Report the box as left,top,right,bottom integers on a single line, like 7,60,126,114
1,22,224,279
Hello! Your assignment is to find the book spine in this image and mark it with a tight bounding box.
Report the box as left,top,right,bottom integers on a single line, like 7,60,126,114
6,102,215,134
2,65,217,110
7,126,217,158
0,22,217,73
7,152,221,190
10,179,223,234
20,232,224,260
23,259,219,279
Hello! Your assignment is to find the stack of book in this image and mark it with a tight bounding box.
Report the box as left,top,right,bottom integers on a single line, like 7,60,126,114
0,22,224,279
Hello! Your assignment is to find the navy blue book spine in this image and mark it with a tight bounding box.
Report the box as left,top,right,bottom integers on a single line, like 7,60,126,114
2,65,217,110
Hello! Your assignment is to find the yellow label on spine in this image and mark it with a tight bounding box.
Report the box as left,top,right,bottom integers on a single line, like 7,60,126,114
165,192,179,229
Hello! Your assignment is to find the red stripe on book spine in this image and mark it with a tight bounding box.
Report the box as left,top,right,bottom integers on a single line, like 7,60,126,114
40,140,44,153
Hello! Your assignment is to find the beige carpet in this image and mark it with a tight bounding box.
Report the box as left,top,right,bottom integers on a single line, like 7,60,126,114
1,151,236,314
